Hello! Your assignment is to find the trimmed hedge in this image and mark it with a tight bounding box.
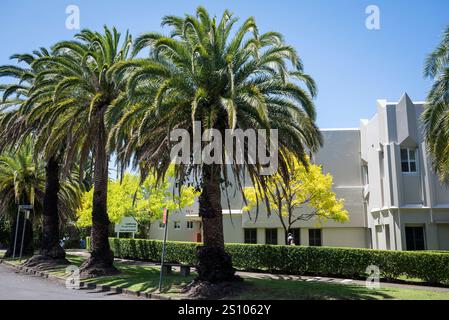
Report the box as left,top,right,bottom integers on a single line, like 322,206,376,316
86,237,449,284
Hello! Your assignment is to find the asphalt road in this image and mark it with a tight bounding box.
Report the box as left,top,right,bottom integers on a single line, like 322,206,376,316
0,264,138,300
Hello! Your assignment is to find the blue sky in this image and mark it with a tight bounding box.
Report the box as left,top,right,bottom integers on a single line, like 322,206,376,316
1,0,448,128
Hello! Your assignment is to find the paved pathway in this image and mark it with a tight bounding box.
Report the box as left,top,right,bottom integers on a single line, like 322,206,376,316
0,263,139,300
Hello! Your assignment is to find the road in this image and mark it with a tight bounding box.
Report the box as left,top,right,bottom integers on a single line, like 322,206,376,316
0,263,138,300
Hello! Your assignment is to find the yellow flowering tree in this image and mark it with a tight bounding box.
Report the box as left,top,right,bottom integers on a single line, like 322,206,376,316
76,166,199,236
243,156,349,244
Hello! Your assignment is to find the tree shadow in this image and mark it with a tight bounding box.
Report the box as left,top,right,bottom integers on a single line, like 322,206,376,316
84,264,194,294
231,277,396,300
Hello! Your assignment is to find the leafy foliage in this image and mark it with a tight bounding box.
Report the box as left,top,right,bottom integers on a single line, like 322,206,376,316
110,7,322,201
0,141,83,224
243,156,348,233
422,24,449,183
22,26,133,174
76,168,199,227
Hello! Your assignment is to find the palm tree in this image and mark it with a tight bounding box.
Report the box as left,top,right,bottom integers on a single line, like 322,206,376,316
0,141,44,257
0,50,83,264
27,26,133,277
422,24,449,183
111,7,321,283
0,139,81,258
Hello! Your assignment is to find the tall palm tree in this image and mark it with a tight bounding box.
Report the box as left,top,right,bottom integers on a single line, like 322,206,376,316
27,26,133,277
422,24,449,183
111,7,322,283
0,50,83,264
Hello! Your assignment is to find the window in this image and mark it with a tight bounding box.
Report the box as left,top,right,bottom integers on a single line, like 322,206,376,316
174,221,181,229
186,221,194,229
309,229,322,246
362,163,369,185
244,229,257,244
401,148,417,173
265,229,278,245
405,226,425,250
385,224,391,250
159,222,165,229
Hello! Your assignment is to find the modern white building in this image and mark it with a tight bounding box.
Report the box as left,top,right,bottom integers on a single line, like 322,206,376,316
148,93,449,251
361,93,449,251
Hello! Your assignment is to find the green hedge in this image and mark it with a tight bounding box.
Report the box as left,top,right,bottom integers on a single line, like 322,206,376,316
86,237,449,284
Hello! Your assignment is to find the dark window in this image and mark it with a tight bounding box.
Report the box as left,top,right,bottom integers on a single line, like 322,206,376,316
309,229,322,246
265,229,278,245
401,162,409,172
290,228,300,245
244,229,257,244
405,226,425,250
401,148,417,173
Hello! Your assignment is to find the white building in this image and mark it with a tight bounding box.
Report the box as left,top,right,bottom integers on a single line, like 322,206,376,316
148,94,449,251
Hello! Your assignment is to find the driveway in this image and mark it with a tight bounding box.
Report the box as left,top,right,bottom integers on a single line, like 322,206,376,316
0,263,139,300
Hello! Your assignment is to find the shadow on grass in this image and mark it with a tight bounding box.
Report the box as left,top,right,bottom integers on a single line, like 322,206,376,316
84,264,194,294
232,278,395,300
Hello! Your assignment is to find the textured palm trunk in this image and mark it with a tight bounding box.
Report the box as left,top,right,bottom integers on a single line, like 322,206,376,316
39,156,66,259
23,157,68,267
196,164,237,283
79,112,118,278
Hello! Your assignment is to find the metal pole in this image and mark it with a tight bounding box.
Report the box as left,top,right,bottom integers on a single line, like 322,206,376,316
158,209,169,292
12,207,21,259
19,210,29,262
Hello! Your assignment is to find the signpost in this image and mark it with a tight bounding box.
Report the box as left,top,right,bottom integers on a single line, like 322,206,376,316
158,208,169,292
13,204,33,260
114,216,138,238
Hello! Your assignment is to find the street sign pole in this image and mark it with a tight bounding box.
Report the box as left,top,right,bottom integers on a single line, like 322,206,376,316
19,210,30,262
158,208,169,292
12,207,21,259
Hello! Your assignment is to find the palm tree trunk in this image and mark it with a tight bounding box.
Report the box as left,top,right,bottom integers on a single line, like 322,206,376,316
23,156,68,267
39,156,66,259
196,164,237,283
79,112,118,278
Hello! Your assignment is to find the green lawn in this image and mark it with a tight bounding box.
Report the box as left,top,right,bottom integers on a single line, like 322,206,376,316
82,262,195,295
64,255,193,295
3,253,449,300
232,278,449,300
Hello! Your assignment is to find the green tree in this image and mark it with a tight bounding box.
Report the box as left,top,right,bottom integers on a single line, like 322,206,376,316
422,24,449,183
0,49,83,263
0,140,82,257
243,156,348,244
26,27,133,277
76,169,198,235
111,7,321,282
0,142,43,257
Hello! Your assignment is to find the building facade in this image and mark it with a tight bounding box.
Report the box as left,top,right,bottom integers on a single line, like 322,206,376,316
361,93,449,251
148,94,449,251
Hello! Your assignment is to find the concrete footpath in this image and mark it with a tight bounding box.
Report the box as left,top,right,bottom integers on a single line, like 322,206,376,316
0,263,139,300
